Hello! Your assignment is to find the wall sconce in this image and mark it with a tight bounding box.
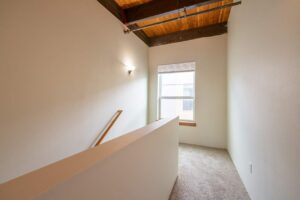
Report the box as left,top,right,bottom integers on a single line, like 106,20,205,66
126,65,136,75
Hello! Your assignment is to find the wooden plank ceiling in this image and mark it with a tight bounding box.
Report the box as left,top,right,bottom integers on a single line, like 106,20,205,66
115,0,151,8
98,0,236,46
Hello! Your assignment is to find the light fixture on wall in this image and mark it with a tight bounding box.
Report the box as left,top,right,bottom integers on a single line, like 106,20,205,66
126,65,136,75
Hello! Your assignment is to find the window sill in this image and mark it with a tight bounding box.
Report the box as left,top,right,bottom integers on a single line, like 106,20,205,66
179,121,196,127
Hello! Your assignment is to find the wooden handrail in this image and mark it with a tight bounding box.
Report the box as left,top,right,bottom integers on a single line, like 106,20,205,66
93,110,123,147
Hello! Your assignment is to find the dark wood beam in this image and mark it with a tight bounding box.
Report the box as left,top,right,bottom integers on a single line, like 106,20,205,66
124,0,223,25
149,23,227,47
97,0,151,46
127,24,151,46
97,0,125,22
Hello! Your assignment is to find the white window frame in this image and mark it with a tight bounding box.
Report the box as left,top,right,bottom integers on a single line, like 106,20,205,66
157,69,196,122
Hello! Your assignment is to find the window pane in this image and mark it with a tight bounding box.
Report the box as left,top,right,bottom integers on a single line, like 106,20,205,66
160,72,194,97
161,99,194,121
183,99,193,111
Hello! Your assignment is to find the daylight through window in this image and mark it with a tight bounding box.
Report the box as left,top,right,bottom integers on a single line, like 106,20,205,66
158,62,195,121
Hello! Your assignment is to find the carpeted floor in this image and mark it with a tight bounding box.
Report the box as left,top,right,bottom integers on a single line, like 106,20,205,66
169,144,250,200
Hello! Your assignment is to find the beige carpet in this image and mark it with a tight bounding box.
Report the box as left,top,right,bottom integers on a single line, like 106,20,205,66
169,144,250,200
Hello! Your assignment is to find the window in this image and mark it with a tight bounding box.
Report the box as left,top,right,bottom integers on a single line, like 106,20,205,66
158,62,195,121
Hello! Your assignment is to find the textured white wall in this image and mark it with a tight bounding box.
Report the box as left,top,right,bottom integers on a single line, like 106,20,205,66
0,0,148,183
227,0,300,199
149,35,228,148
0,117,179,200
37,118,178,200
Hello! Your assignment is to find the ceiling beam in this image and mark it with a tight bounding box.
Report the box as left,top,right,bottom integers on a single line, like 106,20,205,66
149,23,227,47
128,1,241,32
97,0,151,46
97,0,125,22
127,24,151,46
124,0,223,25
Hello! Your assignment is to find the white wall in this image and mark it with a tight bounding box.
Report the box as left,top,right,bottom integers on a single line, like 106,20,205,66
0,0,148,183
0,117,179,200
149,35,228,148
227,0,300,199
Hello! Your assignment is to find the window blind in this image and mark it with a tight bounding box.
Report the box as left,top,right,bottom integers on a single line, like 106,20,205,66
158,62,195,73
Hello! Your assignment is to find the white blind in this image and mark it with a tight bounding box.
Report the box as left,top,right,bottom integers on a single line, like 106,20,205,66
158,62,195,73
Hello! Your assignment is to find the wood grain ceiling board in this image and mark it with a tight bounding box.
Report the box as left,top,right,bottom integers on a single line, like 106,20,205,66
136,0,233,37
115,0,151,9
